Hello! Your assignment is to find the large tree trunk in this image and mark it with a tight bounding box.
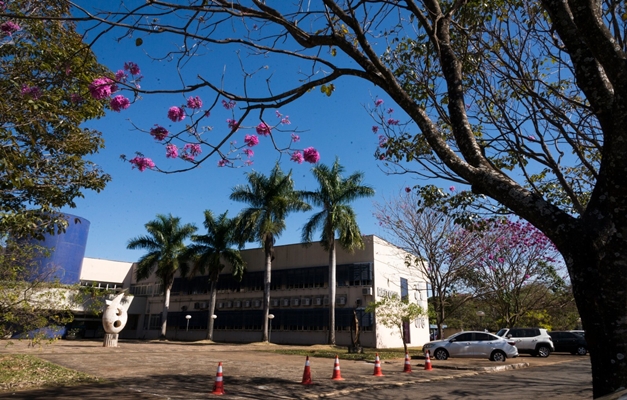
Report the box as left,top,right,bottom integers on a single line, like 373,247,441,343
565,235,627,398
328,239,336,345
206,279,218,340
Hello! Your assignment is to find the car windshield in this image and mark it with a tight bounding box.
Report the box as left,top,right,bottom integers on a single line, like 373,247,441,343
496,329,508,337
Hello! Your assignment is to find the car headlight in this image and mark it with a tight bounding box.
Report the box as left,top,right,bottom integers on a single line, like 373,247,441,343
423,343,432,349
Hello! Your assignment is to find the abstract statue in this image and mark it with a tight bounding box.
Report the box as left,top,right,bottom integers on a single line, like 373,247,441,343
102,292,132,347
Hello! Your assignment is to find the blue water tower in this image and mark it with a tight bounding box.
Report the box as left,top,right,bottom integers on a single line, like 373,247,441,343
29,214,90,284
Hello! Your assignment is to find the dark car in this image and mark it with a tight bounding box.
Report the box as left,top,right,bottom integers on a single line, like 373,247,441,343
548,331,588,355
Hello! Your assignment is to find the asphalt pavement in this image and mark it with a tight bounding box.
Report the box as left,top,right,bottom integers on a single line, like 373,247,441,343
0,339,584,399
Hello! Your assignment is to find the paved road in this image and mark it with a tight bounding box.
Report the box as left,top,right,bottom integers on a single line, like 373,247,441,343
0,340,590,399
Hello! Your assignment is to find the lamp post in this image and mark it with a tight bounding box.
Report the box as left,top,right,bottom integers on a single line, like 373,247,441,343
476,311,485,330
185,315,191,332
268,314,275,343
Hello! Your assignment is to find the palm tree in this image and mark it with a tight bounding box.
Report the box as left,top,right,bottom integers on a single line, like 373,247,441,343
183,210,246,340
127,213,196,339
300,158,375,345
230,164,311,342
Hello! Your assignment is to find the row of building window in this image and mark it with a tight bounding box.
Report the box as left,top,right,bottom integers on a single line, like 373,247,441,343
145,309,374,332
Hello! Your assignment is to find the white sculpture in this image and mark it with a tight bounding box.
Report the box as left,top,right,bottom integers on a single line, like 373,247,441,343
102,292,132,347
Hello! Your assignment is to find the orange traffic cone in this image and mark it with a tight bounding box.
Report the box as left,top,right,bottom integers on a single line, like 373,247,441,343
373,353,384,376
403,352,412,373
331,355,345,380
301,356,313,385
211,362,225,395
424,351,433,371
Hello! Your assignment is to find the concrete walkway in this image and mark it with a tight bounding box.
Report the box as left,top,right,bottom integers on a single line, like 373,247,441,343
0,339,579,399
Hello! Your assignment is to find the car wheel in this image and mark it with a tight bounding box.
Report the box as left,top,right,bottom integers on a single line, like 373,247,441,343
576,346,587,355
490,350,506,362
537,345,551,358
433,348,449,360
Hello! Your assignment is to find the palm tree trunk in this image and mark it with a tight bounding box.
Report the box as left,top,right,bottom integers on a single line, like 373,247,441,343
261,234,273,342
161,286,171,339
328,238,336,345
206,279,218,340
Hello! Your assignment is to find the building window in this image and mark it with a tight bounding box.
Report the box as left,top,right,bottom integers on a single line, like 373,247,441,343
149,314,161,330
400,277,409,301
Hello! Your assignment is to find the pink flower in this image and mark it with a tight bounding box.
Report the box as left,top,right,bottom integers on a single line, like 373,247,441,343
405,187,411,193
1,21,20,34
227,119,239,130
244,160,253,166
21,85,41,99
378,135,387,148
218,159,228,167
275,110,283,118
110,95,130,112
243,148,254,158
70,93,82,103
524,274,531,280
244,135,259,147
115,70,127,82
187,96,203,109
281,116,291,125
124,61,141,76
204,110,211,118
303,147,320,164
182,153,194,162
290,151,304,164
256,122,271,136
221,99,236,110
372,126,379,134
375,99,384,106
150,125,169,141
291,133,300,142
165,144,178,158
387,108,394,114
528,135,536,140
88,77,116,100
387,118,399,125
129,156,155,172
167,106,185,122
449,186,456,192
183,143,202,157
497,257,504,263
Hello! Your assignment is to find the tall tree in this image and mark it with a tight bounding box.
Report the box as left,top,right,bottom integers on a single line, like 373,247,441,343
230,164,310,342
183,210,245,341
300,158,374,345
17,1,627,395
374,190,483,340
127,214,196,339
0,0,110,239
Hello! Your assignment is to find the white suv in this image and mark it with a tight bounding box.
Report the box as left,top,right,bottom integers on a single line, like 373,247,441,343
496,328,554,357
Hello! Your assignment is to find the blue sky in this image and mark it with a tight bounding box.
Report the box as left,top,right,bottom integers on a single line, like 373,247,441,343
61,3,443,262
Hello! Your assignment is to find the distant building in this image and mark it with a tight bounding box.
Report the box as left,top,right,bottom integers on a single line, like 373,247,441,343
123,235,429,348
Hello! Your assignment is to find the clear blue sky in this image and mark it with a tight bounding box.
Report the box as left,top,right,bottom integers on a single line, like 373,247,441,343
62,4,442,262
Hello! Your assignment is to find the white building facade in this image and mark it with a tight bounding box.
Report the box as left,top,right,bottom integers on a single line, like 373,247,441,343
119,235,429,348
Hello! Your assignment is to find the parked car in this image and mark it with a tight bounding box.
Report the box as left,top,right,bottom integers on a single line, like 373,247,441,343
423,331,519,362
549,331,588,355
496,327,554,357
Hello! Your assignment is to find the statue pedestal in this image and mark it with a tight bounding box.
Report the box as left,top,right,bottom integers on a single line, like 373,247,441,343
103,333,119,347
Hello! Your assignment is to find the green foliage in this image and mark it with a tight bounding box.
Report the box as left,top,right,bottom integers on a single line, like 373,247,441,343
366,294,425,352
0,0,111,239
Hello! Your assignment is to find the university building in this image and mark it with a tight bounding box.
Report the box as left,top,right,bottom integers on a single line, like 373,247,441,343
118,235,430,348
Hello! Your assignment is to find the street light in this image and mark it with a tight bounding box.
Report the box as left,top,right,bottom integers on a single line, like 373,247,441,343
210,314,217,340
185,314,191,332
476,311,485,330
268,314,275,343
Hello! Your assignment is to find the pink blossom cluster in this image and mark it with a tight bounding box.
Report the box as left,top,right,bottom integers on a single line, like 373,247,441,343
243,148,254,158
165,144,178,159
222,99,236,110
303,147,320,163
129,156,155,172
182,143,202,160
88,77,117,100
168,106,185,122
150,125,169,141
1,21,20,34
244,135,259,147
290,151,304,164
187,96,203,109
21,85,41,99
124,61,141,76
227,119,239,130
110,95,130,112
256,122,271,136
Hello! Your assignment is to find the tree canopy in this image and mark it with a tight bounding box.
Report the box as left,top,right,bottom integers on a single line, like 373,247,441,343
0,0,111,239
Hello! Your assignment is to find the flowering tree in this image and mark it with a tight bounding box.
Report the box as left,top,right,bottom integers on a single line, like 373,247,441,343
0,0,111,238
463,219,567,328
6,1,627,395
374,189,484,340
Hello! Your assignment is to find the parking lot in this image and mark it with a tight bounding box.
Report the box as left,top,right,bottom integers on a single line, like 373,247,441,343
0,339,586,399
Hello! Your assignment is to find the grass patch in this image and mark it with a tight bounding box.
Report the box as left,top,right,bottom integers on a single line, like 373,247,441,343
0,354,103,392
265,346,425,361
